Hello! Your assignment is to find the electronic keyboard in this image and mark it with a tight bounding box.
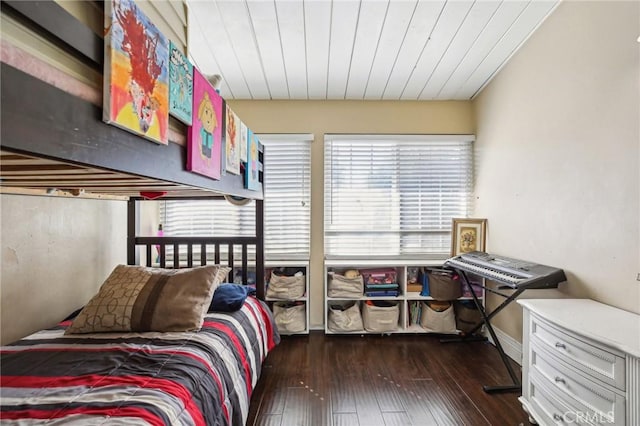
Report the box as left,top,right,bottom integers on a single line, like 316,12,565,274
445,251,566,289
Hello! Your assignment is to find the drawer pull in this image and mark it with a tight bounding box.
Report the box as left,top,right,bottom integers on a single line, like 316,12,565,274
555,342,566,349
554,376,566,384
553,413,564,422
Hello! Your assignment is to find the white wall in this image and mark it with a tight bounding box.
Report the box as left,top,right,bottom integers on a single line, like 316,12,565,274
474,0,640,341
0,195,127,344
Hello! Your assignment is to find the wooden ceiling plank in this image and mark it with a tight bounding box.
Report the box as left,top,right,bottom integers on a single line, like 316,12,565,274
187,1,251,98
216,0,271,99
275,0,307,99
326,0,360,99
365,0,417,100
383,0,445,100
304,0,332,99
420,1,501,99
401,0,474,100
436,1,529,100
247,0,289,99
345,1,389,99
456,0,559,99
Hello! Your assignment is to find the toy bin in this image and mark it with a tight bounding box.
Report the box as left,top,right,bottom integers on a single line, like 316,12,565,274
362,301,399,333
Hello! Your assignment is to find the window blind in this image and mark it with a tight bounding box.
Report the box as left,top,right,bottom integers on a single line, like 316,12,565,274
160,134,311,260
261,135,312,260
324,135,474,259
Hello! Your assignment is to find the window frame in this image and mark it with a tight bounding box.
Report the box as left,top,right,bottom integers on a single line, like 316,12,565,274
323,134,475,261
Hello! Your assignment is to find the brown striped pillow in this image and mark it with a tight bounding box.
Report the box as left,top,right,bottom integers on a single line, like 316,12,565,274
65,264,230,334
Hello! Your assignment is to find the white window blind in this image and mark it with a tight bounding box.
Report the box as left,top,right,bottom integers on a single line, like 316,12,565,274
161,199,256,237
261,135,312,260
160,134,311,261
324,135,474,259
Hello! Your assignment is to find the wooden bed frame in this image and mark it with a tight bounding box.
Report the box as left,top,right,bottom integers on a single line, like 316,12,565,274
0,0,266,298
128,196,265,299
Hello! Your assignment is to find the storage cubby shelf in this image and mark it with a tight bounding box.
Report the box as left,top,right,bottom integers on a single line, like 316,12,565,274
324,261,484,335
266,261,310,335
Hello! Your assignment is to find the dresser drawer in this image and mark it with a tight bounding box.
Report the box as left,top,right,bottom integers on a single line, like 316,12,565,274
531,342,625,424
528,373,575,425
530,314,625,390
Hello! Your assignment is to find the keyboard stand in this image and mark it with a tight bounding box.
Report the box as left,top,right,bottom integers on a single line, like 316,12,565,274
440,269,523,394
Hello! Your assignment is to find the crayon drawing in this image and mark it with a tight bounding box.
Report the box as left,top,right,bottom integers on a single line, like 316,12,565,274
225,105,240,175
168,41,193,125
240,121,248,162
245,129,260,191
103,0,169,144
187,68,223,179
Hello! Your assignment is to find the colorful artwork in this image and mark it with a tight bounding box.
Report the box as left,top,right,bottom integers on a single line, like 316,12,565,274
225,105,240,175
168,41,193,125
240,121,248,162
187,68,223,179
103,0,169,145
245,129,260,191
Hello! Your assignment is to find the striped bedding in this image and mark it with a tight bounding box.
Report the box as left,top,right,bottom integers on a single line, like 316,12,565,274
0,297,279,425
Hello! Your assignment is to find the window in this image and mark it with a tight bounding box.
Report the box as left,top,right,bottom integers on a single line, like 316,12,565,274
161,134,312,261
324,135,474,259
260,134,312,260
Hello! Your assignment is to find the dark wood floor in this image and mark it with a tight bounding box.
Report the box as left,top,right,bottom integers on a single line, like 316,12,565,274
247,331,529,426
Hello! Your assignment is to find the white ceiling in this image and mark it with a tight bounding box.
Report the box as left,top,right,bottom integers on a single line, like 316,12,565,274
187,0,559,101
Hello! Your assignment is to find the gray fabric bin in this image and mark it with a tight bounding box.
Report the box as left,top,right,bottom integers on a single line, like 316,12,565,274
362,302,399,332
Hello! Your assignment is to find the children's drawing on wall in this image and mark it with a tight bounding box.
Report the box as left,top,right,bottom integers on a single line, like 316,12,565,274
103,0,169,144
168,41,193,125
225,105,240,175
186,68,223,179
245,129,260,191
240,121,248,163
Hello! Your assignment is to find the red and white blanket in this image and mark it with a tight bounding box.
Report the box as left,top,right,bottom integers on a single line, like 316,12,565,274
0,297,279,425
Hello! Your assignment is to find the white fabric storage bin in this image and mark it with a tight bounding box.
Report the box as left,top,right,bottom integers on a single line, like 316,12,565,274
328,301,364,332
420,302,457,334
273,302,306,333
266,272,305,299
362,302,399,332
328,272,364,297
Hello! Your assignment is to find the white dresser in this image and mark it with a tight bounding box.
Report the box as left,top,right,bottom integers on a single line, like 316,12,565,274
518,299,639,426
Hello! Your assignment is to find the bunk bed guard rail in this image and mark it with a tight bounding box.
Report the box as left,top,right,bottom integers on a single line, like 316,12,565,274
127,196,265,300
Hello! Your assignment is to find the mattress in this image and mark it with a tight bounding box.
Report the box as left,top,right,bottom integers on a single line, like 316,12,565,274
0,297,279,425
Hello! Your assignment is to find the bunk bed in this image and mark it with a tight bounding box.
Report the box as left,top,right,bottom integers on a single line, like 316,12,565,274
0,2,278,424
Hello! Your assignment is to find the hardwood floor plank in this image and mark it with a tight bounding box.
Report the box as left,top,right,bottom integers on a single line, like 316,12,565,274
382,411,412,425
371,374,410,413
333,413,359,426
397,379,439,426
252,363,286,416
404,378,469,426
254,414,282,426
326,338,359,413
434,339,527,425
308,336,332,426
354,384,385,426
280,387,310,426
248,332,529,425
